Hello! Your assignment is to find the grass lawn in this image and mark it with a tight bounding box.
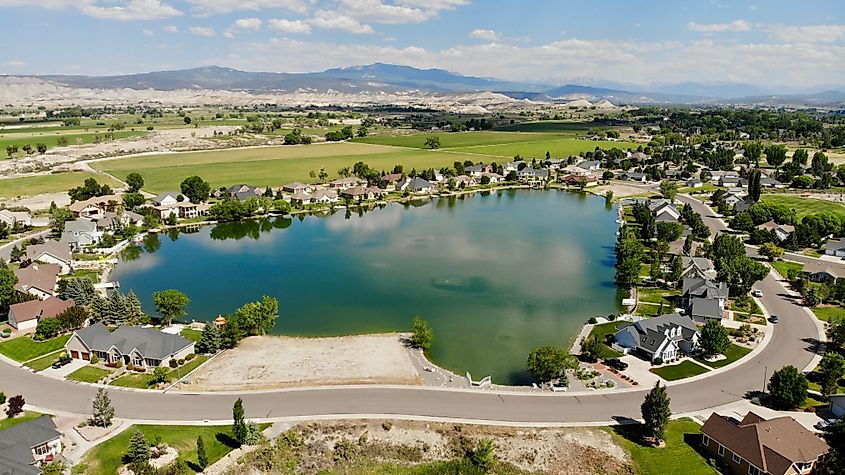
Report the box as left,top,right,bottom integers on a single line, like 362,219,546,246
180,328,203,342
0,172,122,199
635,302,664,317
0,335,71,362
606,419,717,475
81,424,241,475
807,370,845,394
0,411,45,431
110,356,208,388
92,142,471,193
353,131,577,148
637,287,679,305
812,305,845,322
695,344,752,369
448,138,640,159
0,131,147,159
24,350,64,371
67,366,113,383
770,260,803,279
729,298,763,316
586,321,626,358
493,121,612,133
650,360,710,381
762,194,845,220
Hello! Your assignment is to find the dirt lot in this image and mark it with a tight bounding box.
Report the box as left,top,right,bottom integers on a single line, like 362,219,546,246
232,419,631,475
187,334,422,390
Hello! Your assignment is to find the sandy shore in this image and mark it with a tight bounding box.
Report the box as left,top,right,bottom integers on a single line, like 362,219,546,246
186,334,422,391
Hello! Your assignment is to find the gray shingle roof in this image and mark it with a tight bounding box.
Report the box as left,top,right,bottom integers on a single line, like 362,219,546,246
0,415,61,475
63,219,97,233
616,313,698,354
74,322,193,361
683,277,729,300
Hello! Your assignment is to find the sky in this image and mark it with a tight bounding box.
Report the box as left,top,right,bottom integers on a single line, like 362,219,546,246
1,0,844,90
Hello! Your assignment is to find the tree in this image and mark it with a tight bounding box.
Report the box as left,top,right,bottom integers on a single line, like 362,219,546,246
409,316,433,350
232,398,247,445
819,420,845,475
581,335,604,363
152,289,190,325
765,144,787,172
68,178,111,202
669,256,683,286
149,366,170,386
50,207,75,232
818,352,845,396
700,320,730,357
34,317,62,341
745,141,763,167
197,323,222,354
180,175,211,204
424,136,441,149
656,222,684,243
615,228,644,288
36,143,47,154
526,346,576,384
659,180,678,202
230,295,278,336
125,431,150,465
748,168,761,202
197,436,208,469
183,116,192,125
125,173,144,193
758,242,784,261
6,394,24,418
122,192,146,210
92,388,115,427
768,365,808,410
792,148,809,167
0,267,18,306
641,382,671,443
469,438,495,471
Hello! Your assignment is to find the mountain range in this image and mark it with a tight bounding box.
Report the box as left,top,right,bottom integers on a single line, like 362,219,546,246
23,63,845,106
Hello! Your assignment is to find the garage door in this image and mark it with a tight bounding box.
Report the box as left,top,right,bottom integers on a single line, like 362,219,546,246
70,350,79,359
82,352,90,361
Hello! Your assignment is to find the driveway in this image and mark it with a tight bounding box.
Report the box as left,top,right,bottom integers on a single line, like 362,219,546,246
38,359,88,380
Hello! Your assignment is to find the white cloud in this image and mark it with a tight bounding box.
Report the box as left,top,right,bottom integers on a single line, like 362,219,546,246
767,24,845,43
0,0,87,8
308,10,375,34
162,25,179,33
184,0,309,16
268,18,311,34
469,29,501,41
189,26,216,37
333,0,468,25
225,18,263,38
687,20,751,33
78,0,182,21
143,28,154,36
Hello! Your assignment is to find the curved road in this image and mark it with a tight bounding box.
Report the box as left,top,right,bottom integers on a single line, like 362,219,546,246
0,194,822,424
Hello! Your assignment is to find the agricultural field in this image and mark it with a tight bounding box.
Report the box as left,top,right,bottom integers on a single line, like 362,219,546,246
1,131,148,158
494,121,620,133
761,194,845,219
446,138,640,159
0,171,122,199
354,131,585,149
92,142,471,193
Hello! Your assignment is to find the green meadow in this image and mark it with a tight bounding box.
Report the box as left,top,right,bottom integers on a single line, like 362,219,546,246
0,172,122,199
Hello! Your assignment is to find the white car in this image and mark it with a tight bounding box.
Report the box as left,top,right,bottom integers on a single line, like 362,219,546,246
751,289,763,298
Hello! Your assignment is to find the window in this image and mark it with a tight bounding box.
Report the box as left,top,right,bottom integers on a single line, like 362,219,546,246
34,444,49,456
718,444,725,456
701,435,709,447
733,453,741,464
748,465,760,475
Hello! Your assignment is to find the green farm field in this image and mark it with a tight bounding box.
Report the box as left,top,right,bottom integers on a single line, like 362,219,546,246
0,172,122,199
494,121,619,133
761,194,845,219
447,138,639,159
354,131,591,149
1,131,148,159
92,142,471,192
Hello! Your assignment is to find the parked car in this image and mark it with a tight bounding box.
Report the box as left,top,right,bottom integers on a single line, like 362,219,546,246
815,418,838,431
550,382,568,392
769,314,780,324
606,358,629,371
51,355,72,369
751,289,763,297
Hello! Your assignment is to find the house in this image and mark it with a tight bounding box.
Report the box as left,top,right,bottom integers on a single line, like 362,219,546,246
649,199,681,222
25,241,72,275
66,321,195,368
700,412,828,475
561,174,599,187
682,277,729,322
341,186,373,201
453,175,477,188
152,192,182,207
480,172,505,184
627,151,650,161
311,189,339,204
465,164,492,177
68,194,122,219
14,263,61,300
760,177,785,188
330,177,365,189
227,184,253,196
619,171,646,182
517,167,549,185
60,219,102,251
829,393,845,418
546,159,565,170
686,178,704,188
502,162,520,175
0,209,31,228
288,190,312,205
825,237,845,258
800,260,845,284
681,257,717,280
756,221,795,242
231,186,261,202
577,160,601,171
381,173,404,191
8,296,74,331
95,210,144,232
397,177,434,194
613,313,700,362
719,175,744,188
723,192,745,206
0,415,63,474
282,182,312,194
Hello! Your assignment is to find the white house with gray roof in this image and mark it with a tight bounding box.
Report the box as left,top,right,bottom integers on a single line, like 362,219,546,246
60,219,102,251
613,313,700,363
825,237,845,258
66,322,194,368
0,415,62,474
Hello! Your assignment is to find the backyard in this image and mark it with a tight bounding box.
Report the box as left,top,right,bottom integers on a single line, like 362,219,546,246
585,321,626,359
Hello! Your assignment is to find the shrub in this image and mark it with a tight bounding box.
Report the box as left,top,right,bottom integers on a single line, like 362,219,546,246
90,354,99,364
0,392,5,405
169,359,178,368
185,353,195,361
381,421,392,431
127,363,135,371
6,394,25,418
177,358,185,365
653,357,664,365
607,314,617,321
115,361,123,368
588,317,598,324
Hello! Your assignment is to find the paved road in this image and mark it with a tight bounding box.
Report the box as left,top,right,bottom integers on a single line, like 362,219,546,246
0,229,53,261
0,193,822,424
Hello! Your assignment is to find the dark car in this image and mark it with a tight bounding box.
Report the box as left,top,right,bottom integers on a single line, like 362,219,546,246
51,355,72,369
606,358,628,371
769,315,779,324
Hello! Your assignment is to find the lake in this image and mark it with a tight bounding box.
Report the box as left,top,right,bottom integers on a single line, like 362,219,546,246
112,190,620,384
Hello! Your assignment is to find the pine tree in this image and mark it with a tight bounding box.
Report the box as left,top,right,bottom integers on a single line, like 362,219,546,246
125,431,150,465
232,398,247,445
641,382,671,443
197,435,208,469
92,388,115,427
669,256,683,286
125,290,145,325
90,295,108,323
197,323,222,354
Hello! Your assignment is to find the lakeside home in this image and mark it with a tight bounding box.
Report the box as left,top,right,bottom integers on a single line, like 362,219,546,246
66,322,194,367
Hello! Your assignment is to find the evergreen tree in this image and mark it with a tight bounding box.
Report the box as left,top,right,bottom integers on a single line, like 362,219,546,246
125,290,145,325
641,382,671,443
669,256,683,286
683,234,693,255
197,436,208,469
92,388,115,427
125,431,150,465
232,398,247,446
197,323,222,354
90,295,109,323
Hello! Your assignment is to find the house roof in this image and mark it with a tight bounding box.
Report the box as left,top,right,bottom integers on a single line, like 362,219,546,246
382,173,403,182
801,260,845,279
331,177,363,186
68,194,122,213
690,297,724,319
683,277,729,300
756,221,794,234
615,313,699,355
681,257,714,273
227,184,252,193
9,296,74,323
233,189,260,201
825,237,845,251
701,412,828,475
152,192,180,205
465,164,488,173
311,189,338,200
518,167,549,178
0,415,61,475
73,322,194,361
283,182,308,190
63,219,97,233
25,241,71,264
14,263,61,295
0,210,31,222
399,177,433,191
577,160,601,170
